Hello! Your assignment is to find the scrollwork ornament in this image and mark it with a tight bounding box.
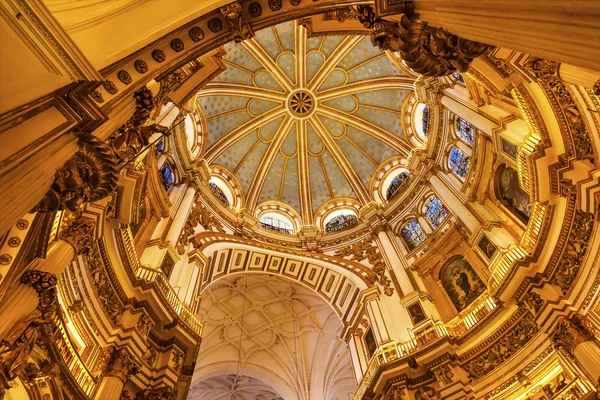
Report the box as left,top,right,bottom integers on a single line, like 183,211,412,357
151,49,166,62
221,3,254,42
170,38,184,52
103,80,118,94
117,70,132,84
248,2,262,17
134,60,148,73
189,26,205,42
268,0,282,11
208,18,223,33
20,270,57,295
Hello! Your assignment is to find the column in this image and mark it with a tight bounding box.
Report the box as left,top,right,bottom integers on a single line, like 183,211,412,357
93,349,139,400
430,173,479,233
364,290,392,345
0,240,75,341
376,228,415,296
414,0,600,73
558,64,600,91
165,185,196,245
552,315,600,383
441,96,497,135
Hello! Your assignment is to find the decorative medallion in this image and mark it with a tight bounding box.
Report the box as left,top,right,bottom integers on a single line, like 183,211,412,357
208,18,223,33
134,60,148,74
152,49,166,62
90,90,104,103
103,80,118,94
170,38,185,52
248,2,262,17
290,0,301,5
189,26,205,42
268,0,282,11
8,237,21,247
0,254,12,266
288,90,314,117
117,70,132,84
16,219,28,230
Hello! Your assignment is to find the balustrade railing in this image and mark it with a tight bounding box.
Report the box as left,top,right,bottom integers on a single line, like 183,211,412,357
259,222,292,235
353,295,497,400
48,311,97,397
120,227,203,336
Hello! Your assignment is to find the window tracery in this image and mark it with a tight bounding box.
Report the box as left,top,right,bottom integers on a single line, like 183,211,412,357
325,214,358,233
456,117,474,145
422,106,429,136
424,196,449,229
155,138,164,155
208,181,230,207
401,220,426,250
386,171,412,201
259,214,293,235
159,163,174,191
452,71,465,84
449,147,470,179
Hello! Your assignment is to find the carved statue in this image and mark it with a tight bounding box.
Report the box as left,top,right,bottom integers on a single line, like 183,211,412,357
109,87,170,164
136,313,154,337
414,386,440,400
0,287,58,391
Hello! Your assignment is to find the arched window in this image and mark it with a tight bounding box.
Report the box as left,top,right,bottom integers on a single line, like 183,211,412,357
155,138,164,155
424,196,449,228
456,117,474,145
386,171,412,201
325,214,358,233
159,163,174,191
449,147,470,179
401,220,426,251
259,214,293,235
422,106,429,136
208,181,230,207
496,164,531,222
440,257,486,312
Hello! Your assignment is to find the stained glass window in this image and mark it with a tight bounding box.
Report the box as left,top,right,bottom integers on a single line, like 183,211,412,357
259,215,293,235
208,181,230,207
456,117,474,145
325,214,358,233
401,220,426,250
386,171,412,201
155,138,164,155
422,106,429,136
159,163,174,191
449,147,470,179
452,71,465,84
424,196,449,228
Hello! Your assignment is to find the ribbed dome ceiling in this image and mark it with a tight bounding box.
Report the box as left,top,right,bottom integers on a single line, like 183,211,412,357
196,20,416,222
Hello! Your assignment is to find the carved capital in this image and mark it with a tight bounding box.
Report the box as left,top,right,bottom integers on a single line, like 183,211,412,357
221,2,254,43
105,349,139,383
398,15,491,77
552,315,598,354
134,386,177,400
20,270,57,295
59,216,96,256
34,133,120,213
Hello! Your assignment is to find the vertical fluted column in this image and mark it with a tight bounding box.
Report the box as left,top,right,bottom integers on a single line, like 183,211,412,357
0,240,75,341
376,228,415,296
552,315,600,383
93,349,139,400
414,0,600,72
364,289,392,346
165,185,196,245
429,173,479,233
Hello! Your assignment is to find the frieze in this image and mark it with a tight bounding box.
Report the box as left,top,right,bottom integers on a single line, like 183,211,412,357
461,311,538,380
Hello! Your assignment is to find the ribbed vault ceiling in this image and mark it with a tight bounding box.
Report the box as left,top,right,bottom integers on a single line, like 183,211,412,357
196,20,415,222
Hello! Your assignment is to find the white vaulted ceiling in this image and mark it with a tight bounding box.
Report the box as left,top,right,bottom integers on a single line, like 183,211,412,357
189,274,356,400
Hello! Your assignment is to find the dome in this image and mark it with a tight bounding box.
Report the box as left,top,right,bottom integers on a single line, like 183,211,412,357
196,21,415,222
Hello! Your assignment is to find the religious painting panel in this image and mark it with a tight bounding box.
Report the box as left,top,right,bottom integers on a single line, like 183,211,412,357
407,302,427,325
501,137,518,160
364,327,378,357
496,164,532,223
440,257,486,312
477,235,497,260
